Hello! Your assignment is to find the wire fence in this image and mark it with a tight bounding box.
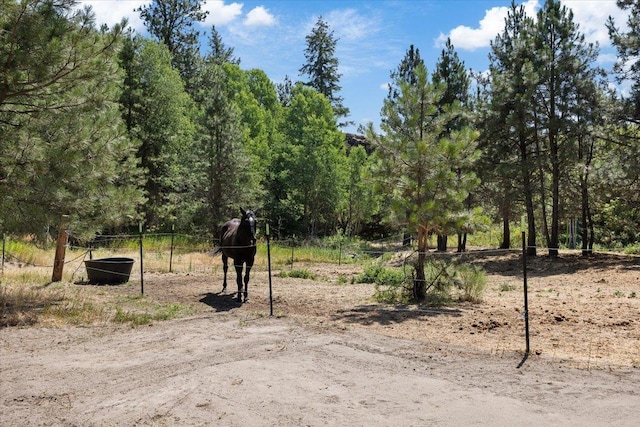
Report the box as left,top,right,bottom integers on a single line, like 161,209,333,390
0,227,601,283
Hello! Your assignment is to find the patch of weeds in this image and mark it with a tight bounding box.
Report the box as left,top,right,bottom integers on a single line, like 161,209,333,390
278,269,316,280
614,290,625,298
358,265,411,304
114,307,152,326
623,245,640,255
113,303,192,327
629,292,637,299
456,265,487,303
337,275,348,284
355,264,385,284
499,283,516,292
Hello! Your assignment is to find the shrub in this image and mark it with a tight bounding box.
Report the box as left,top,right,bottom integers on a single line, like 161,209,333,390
456,265,487,302
366,259,488,305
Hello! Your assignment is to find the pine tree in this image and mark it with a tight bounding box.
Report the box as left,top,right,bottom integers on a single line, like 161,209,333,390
432,38,472,252
137,0,208,91
384,44,425,127
207,25,240,65
532,0,601,257
299,17,350,126
0,0,143,237
118,36,195,231
365,64,479,301
607,0,640,122
486,1,539,255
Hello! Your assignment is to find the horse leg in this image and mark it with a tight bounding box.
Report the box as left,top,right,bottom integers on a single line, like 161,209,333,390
221,254,228,293
235,263,244,303
243,264,252,302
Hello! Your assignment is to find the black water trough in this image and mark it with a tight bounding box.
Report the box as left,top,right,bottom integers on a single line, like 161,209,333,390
84,257,135,284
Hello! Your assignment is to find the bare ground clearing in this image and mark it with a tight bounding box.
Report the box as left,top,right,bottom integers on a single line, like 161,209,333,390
1,251,639,426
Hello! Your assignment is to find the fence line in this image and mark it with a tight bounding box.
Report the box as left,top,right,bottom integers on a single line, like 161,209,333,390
1,229,627,281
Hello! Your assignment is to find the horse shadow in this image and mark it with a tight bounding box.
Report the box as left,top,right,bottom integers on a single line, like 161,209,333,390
199,292,243,312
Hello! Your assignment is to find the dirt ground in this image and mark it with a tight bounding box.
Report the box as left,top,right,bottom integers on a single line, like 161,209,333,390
1,250,639,426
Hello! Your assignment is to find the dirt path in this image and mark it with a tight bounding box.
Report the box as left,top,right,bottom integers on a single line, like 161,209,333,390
2,314,639,426
1,251,639,426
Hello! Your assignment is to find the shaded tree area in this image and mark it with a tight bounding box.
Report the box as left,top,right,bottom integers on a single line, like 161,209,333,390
0,0,143,238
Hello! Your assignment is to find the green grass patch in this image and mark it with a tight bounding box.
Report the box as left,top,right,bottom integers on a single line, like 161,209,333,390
113,303,192,327
277,268,317,280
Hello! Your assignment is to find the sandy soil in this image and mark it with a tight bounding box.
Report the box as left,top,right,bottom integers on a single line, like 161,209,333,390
1,251,639,426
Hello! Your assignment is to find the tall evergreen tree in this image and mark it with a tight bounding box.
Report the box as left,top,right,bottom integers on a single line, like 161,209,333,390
118,36,194,231
137,0,208,90
191,62,251,234
432,38,472,252
207,25,240,65
486,1,539,255
532,0,601,257
299,17,350,126
384,44,425,127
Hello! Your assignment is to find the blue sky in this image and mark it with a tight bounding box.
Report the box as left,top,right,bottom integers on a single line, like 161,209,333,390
80,0,629,134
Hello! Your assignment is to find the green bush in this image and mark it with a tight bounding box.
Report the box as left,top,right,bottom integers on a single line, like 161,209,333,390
355,264,385,283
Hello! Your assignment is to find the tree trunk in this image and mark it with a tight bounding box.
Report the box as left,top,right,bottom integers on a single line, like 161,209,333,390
549,131,560,258
437,234,447,252
500,200,511,249
457,233,467,252
414,225,428,301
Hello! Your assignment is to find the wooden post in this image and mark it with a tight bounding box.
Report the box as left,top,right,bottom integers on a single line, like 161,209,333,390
51,215,69,282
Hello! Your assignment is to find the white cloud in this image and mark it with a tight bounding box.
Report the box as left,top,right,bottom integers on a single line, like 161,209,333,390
202,0,243,26
564,0,628,47
325,9,380,42
79,1,150,31
244,6,276,27
436,0,539,50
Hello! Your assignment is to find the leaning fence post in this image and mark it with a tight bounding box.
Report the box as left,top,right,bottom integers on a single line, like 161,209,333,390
51,215,69,282
518,215,530,369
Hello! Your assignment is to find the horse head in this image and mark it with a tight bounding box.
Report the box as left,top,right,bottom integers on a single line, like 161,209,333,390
240,207,257,246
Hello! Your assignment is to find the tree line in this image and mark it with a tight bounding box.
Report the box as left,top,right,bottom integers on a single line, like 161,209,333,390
1,0,638,270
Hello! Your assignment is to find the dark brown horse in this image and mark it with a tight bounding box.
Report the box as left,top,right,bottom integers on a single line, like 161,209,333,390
213,208,257,302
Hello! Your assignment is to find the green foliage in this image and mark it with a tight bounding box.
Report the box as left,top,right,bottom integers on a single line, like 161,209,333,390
355,264,386,284
0,1,143,237
268,84,347,237
278,269,316,280
119,36,194,231
137,0,208,88
455,264,487,302
366,259,487,304
113,302,191,327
